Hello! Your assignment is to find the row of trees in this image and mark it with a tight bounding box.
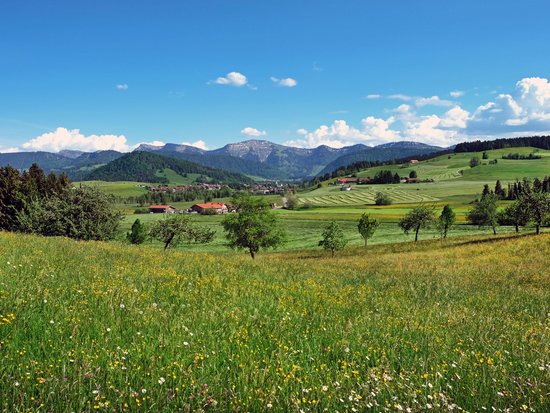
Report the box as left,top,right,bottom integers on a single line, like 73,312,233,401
0,164,122,240
469,184,550,235
454,136,550,152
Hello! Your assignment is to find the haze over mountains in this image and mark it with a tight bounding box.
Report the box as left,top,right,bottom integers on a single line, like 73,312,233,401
0,139,443,181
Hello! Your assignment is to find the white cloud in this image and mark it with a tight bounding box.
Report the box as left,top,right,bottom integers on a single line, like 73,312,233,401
388,94,413,101
392,104,412,114
241,127,267,137
468,77,550,134
366,94,381,99
181,140,208,150
404,115,461,147
450,90,464,98
415,96,454,107
440,106,470,129
0,146,20,153
271,76,298,87
209,72,248,87
21,127,131,152
116,84,128,91
138,140,165,148
286,116,401,148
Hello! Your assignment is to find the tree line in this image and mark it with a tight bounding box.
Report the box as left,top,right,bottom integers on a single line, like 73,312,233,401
0,164,122,240
454,136,550,152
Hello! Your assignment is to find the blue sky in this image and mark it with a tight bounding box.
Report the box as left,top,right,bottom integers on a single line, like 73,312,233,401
1,0,550,152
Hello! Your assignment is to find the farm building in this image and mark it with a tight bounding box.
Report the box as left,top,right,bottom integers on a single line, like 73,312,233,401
336,177,358,185
148,205,177,213
190,202,228,214
409,159,419,164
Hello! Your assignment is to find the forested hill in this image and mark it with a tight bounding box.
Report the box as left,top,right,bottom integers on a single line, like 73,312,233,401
454,136,550,152
86,152,254,185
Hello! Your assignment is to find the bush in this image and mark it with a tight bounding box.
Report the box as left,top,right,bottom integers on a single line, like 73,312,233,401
18,187,123,241
374,192,392,205
469,157,480,168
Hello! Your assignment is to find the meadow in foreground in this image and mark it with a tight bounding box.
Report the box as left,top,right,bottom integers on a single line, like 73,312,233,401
0,232,548,412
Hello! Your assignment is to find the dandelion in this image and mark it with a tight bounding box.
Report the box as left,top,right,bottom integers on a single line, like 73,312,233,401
322,385,328,392
49,320,54,324
158,377,165,385
106,328,111,332
119,303,125,309
183,341,189,346
266,403,273,408
141,389,147,394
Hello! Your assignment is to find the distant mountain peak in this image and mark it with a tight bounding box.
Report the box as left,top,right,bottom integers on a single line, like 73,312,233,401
58,149,85,159
376,141,442,149
134,143,164,152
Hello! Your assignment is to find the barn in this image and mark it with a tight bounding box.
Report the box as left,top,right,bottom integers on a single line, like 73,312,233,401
190,202,228,214
148,205,177,213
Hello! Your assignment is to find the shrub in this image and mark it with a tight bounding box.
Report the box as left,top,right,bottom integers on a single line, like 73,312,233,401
374,192,392,205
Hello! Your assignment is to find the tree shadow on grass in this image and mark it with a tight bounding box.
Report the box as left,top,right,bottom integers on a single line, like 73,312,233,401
447,232,537,248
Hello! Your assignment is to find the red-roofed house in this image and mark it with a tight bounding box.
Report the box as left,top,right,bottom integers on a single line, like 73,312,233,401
336,177,358,185
148,205,177,213
190,202,228,214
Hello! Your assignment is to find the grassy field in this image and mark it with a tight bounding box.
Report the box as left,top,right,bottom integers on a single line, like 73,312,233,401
120,211,526,253
0,232,548,412
292,147,550,221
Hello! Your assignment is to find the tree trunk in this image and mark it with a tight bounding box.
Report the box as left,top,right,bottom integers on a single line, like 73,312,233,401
331,248,335,258
515,224,519,233
249,248,255,259
414,226,420,242
364,239,368,248
536,224,540,235
164,234,175,250
492,226,496,235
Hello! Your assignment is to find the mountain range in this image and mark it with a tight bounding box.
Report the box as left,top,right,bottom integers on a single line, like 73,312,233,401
0,139,443,181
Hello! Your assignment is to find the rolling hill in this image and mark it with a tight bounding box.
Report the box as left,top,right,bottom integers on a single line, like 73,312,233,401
85,151,254,185
299,146,550,209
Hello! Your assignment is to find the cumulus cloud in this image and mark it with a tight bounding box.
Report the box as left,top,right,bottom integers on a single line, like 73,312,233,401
137,140,165,148
468,77,550,134
209,72,249,87
116,84,128,91
450,90,464,98
285,116,401,148
271,76,298,87
415,96,454,107
181,140,208,150
241,127,267,137
21,127,131,152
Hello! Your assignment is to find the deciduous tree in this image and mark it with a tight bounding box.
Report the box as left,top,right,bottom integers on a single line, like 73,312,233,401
222,195,285,258
150,214,215,250
357,213,379,248
467,193,499,235
399,205,435,241
319,221,347,257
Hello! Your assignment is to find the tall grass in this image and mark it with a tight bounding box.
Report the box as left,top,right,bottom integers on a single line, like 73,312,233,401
0,232,548,412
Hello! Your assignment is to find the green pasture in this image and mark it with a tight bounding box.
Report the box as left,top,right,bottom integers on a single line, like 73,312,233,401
1,231,548,411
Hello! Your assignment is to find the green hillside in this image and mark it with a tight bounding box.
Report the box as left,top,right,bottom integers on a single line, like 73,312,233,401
86,152,254,185
300,147,550,208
